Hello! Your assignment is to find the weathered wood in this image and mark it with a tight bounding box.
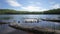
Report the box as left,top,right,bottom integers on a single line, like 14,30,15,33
41,19,60,22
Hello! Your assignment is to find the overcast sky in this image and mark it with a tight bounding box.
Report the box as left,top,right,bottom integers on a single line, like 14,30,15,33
0,0,60,11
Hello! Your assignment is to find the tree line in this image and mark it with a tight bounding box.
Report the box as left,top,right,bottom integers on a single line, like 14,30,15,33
0,8,60,14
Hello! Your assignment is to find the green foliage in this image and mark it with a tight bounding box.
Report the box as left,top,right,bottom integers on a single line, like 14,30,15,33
0,8,60,14
43,8,60,14
0,9,43,14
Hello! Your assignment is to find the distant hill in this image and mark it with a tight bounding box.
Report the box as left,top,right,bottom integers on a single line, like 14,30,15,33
43,8,60,14
0,9,42,14
0,9,29,14
0,8,60,14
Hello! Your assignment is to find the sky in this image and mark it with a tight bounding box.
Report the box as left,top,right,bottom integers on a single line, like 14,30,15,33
0,0,60,12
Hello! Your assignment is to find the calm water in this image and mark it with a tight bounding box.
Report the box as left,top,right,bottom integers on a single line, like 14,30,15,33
0,15,60,34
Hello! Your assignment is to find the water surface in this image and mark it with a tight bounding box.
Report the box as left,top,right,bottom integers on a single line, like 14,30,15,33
0,15,60,34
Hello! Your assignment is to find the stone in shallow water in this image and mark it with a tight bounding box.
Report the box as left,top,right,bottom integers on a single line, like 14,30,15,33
23,18,39,23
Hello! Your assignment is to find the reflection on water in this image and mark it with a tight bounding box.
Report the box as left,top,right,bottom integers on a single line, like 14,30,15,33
0,24,29,34
0,15,60,34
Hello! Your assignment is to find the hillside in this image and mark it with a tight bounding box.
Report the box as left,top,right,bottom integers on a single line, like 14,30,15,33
0,9,42,14
43,8,60,14
0,8,60,14
0,9,29,14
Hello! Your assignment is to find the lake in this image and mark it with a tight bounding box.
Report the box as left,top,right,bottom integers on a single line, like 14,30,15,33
0,14,60,34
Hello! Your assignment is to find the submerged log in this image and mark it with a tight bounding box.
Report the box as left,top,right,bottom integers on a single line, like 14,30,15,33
9,23,55,34
41,19,60,22
0,22,7,24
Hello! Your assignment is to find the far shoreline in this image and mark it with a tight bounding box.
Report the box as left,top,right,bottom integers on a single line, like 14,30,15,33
0,14,60,15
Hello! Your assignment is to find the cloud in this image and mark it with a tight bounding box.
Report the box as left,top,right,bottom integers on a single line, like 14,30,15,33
21,5,48,12
35,2,41,5
29,1,41,6
29,1,41,4
50,2,56,5
6,0,48,11
51,4,60,9
6,0,22,7
20,1,47,11
21,6,40,11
